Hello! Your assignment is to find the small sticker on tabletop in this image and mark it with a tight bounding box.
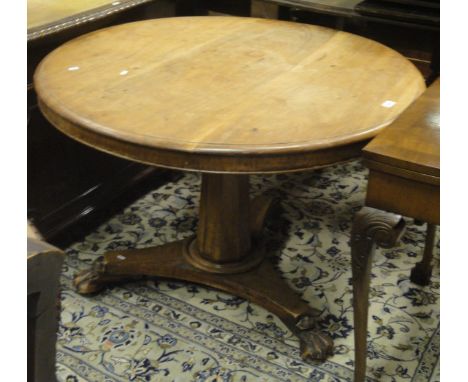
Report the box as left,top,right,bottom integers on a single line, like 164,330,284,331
381,100,396,108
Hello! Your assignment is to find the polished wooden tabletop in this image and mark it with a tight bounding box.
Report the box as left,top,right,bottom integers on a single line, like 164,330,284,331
34,16,425,173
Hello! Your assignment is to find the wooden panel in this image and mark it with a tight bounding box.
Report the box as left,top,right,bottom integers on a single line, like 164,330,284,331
365,170,439,224
251,0,280,19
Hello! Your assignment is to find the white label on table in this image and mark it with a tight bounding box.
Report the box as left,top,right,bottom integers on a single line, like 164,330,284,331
381,100,396,108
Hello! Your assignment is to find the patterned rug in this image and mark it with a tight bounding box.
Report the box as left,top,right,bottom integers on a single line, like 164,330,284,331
57,160,440,382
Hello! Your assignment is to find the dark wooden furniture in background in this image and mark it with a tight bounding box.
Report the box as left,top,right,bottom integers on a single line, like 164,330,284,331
249,0,439,82
354,0,439,27
34,16,425,363
27,229,64,382
28,0,181,245
351,79,440,381
144,0,439,83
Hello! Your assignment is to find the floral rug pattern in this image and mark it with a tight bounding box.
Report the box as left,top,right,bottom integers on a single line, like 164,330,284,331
57,160,440,382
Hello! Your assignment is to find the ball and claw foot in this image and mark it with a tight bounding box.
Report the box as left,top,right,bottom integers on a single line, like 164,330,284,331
410,262,432,286
296,315,334,362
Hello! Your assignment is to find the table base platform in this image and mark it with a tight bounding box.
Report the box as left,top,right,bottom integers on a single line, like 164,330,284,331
74,173,334,362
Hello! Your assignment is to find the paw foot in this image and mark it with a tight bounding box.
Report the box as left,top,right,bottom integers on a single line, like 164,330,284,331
73,257,106,295
299,330,334,361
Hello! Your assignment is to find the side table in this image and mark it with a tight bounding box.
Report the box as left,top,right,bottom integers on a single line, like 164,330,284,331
351,78,439,381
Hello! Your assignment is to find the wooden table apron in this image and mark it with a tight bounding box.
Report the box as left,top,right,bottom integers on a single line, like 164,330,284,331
34,16,425,363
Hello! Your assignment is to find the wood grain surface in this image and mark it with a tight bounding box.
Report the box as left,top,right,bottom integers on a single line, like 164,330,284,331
34,16,425,173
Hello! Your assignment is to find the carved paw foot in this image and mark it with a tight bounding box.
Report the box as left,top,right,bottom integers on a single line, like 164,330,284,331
74,257,107,295
410,262,432,286
74,256,143,295
295,315,333,361
299,329,334,361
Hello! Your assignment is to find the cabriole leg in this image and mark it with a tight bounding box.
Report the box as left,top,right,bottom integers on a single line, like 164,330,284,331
351,207,406,382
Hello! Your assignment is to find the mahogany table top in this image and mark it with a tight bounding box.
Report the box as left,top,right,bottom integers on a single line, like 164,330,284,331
34,16,425,173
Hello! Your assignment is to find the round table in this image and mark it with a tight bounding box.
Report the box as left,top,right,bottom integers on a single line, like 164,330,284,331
34,16,425,362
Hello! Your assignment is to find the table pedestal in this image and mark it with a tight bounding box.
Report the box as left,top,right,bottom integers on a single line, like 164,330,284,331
74,173,334,361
